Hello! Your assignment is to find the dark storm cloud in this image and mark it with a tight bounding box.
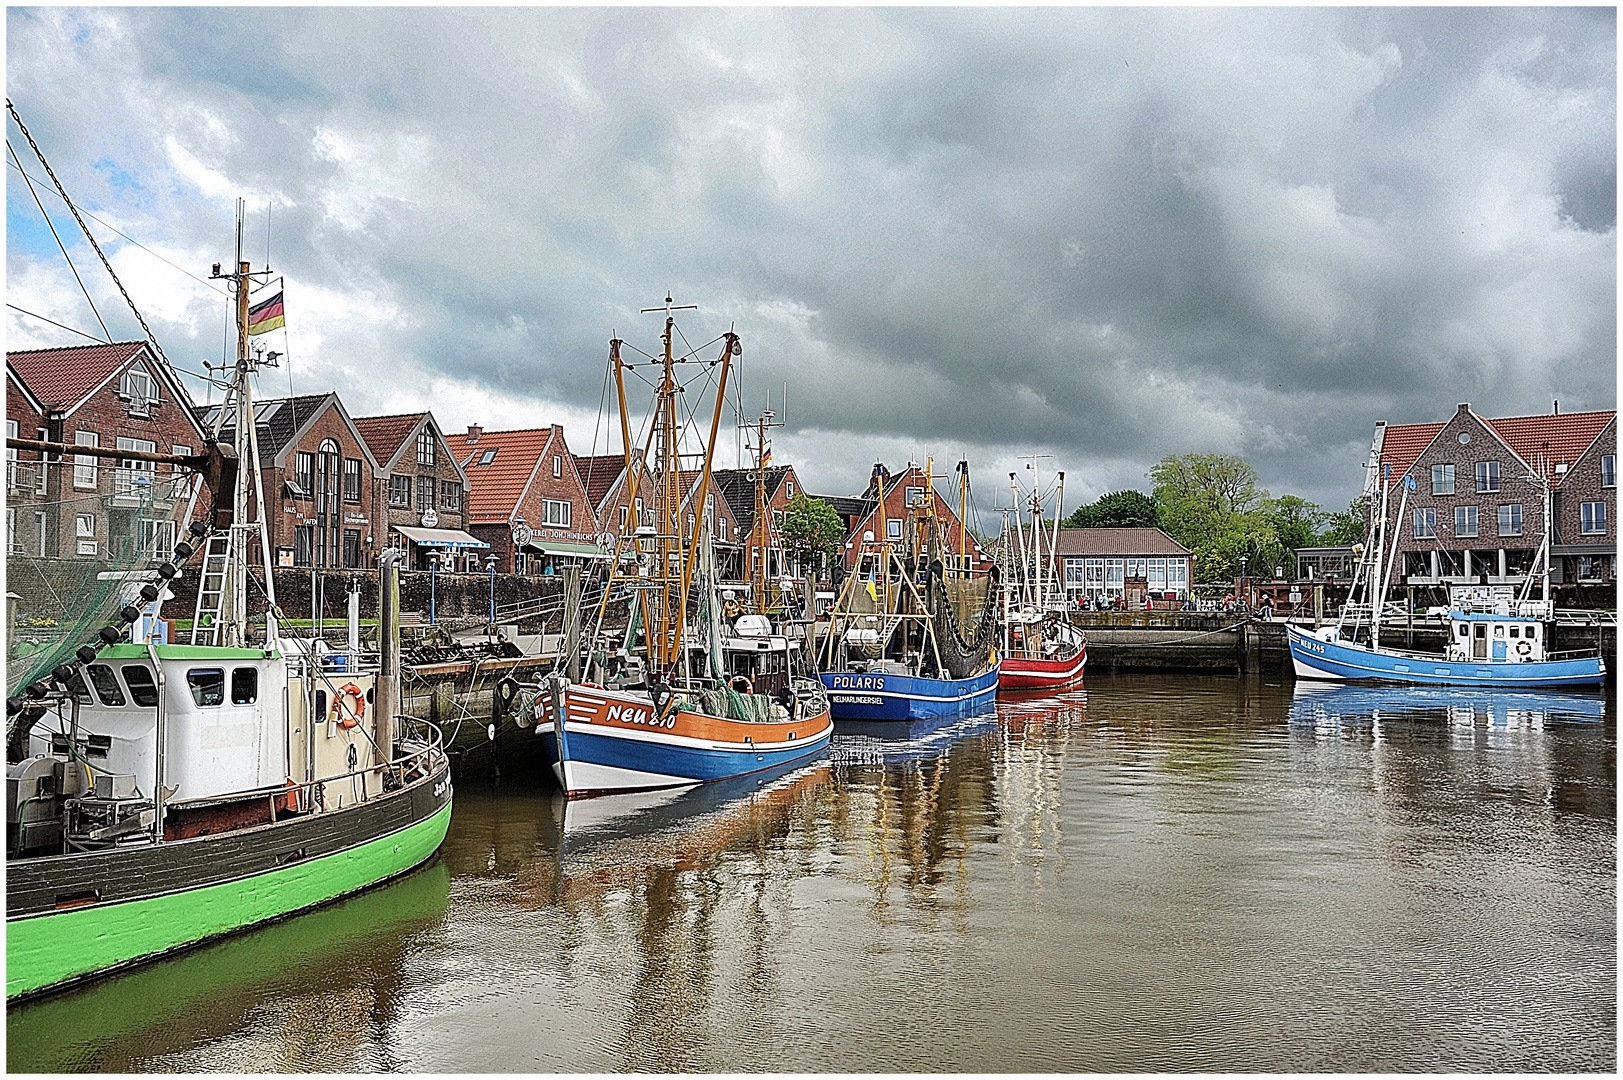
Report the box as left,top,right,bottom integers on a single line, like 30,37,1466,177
6,6,1613,512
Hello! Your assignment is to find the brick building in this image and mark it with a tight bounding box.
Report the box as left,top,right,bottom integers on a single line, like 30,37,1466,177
198,393,384,569
573,450,656,540
1049,527,1194,603
7,341,206,560
832,463,992,575
353,412,480,571
713,464,803,582
1367,403,1615,601
449,424,603,575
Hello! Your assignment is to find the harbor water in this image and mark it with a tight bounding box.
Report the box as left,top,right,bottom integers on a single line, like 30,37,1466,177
8,673,1615,1072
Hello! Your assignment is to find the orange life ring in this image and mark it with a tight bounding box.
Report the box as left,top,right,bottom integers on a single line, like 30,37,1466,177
729,675,753,695
332,682,366,729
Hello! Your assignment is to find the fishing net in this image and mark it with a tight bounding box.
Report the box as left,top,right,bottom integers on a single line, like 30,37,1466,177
6,465,194,700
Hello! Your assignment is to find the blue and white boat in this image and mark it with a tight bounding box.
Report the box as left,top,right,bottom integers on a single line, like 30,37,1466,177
1286,615,1605,688
820,662,1000,724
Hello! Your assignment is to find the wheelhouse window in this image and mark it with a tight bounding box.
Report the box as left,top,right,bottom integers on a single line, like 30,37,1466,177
1476,461,1500,493
86,664,126,706
122,665,159,707
1497,503,1522,537
230,667,258,705
186,669,225,707
1431,463,1454,495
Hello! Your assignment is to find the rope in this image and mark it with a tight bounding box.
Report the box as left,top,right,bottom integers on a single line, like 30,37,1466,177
6,139,110,341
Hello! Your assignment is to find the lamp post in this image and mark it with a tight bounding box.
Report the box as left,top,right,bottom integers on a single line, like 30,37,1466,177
486,553,497,628
429,549,440,625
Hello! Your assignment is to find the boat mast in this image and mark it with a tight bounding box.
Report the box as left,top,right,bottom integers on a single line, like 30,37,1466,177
1050,471,1065,607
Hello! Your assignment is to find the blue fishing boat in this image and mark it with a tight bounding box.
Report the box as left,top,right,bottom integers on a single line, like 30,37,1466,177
1287,681,1607,729
817,457,1001,727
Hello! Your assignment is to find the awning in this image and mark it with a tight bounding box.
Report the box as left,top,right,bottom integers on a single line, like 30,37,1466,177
392,525,490,550
519,540,611,560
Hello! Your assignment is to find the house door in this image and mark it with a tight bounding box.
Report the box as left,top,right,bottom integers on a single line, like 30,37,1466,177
1472,623,1488,660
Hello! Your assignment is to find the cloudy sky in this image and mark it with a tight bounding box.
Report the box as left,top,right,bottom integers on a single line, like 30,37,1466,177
6,6,1615,522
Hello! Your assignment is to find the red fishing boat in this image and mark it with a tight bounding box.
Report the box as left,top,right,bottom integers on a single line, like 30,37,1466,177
996,456,1086,693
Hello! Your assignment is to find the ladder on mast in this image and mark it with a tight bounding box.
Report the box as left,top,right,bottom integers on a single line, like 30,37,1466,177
190,531,232,644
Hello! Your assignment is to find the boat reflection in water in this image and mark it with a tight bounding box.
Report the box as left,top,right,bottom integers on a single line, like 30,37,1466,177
1288,681,1608,731
5,859,453,1074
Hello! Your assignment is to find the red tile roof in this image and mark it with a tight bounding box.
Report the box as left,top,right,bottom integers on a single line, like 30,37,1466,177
7,341,148,410
353,413,425,466
573,453,629,510
1050,528,1190,557
1379,409,1614,489
448,427,551,523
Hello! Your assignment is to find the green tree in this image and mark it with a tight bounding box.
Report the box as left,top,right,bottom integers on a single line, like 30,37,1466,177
1318,496,1368,546
780,494,846,578
1149,452,1275,584
1062,489,1159,529
1261,494,1326,578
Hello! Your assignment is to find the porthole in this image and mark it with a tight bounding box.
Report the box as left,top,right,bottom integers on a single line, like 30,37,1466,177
1458,432,1471,444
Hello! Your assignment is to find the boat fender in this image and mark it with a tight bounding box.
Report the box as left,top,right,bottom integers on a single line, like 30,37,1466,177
1516,640,1532,658
729,675,753,695
494,677,521,713
332,682,366,728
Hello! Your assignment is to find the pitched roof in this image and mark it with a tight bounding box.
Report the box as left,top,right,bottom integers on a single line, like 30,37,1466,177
573,453,631,511
353,412,426,466
1378,408,1616,489
7,341,150,410
1049,527,1190,557
195,393,332,464
448,426,552,523
712,465,791,534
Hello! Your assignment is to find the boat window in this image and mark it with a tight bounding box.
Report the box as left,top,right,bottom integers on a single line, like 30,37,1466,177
1493,625,1505,637
1526,625,1538,639
1508,626,1519,638
122,665,160,707
186,668,226,707
62,668,94,706
86,664,126,706
231,667,259,706
1456,625,1469,638
315,689,327,721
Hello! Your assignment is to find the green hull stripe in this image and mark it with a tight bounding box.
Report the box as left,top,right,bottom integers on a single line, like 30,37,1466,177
6,800,452,1000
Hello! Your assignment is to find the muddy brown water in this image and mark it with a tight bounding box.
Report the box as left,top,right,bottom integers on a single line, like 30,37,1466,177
8,673,1615,1072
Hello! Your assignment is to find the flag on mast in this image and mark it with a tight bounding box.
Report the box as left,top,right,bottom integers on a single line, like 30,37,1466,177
761,441,772,469
247,290,285,335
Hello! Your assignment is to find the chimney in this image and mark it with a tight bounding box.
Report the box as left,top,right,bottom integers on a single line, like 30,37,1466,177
1553,399,1559,415
467,424,482,444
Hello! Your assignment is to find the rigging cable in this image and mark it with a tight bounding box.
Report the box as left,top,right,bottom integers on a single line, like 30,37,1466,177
4,303,107,344
7,98,176,375
6,139,111,342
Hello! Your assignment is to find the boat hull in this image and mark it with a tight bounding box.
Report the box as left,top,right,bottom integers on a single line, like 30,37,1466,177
538,683,834,798
1285,624,1606,688
820,664,1000,723
6,756,453,1002
998,643,1086,692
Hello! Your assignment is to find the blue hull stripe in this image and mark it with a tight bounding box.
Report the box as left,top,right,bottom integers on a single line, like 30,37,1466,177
820,667,1001,721
1286,625,1605,688
540,726,833,786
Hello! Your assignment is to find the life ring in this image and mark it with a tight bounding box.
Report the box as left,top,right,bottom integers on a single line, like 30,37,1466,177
332,682,366,729
1515,640,1532,657
729,675,753,695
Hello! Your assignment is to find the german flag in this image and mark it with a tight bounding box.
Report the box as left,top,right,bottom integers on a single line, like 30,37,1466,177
246,290,285,336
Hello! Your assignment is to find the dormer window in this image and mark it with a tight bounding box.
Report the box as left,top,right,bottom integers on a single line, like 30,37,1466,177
121,366,157,415
479,448,497,466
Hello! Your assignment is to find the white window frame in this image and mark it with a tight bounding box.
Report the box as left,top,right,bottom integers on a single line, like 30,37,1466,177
76,513,97,556
542,499,570,527
1497,503,1522,537
1413,507,1436,538
1455,505,1478,538
73,431,100,489
1431,463,1454,495
1476,460,1500,493
1580,501,1606,535
553,455,562,478
886,518,901,539
121,365,157,414
1602,455,1616,489
115,437,157,498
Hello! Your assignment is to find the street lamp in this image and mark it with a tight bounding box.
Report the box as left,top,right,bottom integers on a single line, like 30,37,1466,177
486,553,498,628
429,549,441,625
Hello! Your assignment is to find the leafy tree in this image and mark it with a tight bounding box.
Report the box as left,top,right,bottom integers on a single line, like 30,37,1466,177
1260,494,1326,578
1062,489,1159,529
780,494,846,578
1318,496,1368,546
1149,453,1275,584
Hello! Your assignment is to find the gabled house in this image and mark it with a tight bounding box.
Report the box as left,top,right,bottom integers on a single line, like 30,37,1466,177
712,464,805,582
1047,528,1194,603
196,393,383,569
573,450,656,541
1367,403,1616,599
449,424,601,575
353,412,482,571
835,462,992,575
7,341,206,560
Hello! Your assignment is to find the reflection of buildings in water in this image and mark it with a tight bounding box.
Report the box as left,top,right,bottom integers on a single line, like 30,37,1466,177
993,692,1085,893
